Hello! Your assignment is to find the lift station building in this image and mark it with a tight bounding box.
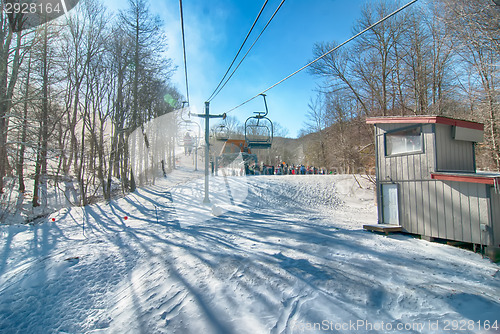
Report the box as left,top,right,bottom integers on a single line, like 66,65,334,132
366,116,500,260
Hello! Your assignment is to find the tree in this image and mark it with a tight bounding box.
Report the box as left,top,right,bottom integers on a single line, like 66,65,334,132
302,94,329,167
32,22,60,207
0,8,29,193
119,0,172,129
310,43,371,118
439,0,500,169
117,0,174,192
309,0,499,173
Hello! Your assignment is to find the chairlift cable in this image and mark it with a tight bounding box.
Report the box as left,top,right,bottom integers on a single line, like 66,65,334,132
225,0,419,114
207,0,270,102
179,0,190,104
208,0,286,102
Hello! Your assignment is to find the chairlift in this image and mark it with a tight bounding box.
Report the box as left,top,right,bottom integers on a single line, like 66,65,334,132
178,120,198,141
177,116,201,170
244,94,273,149
177,105,200,146
215,124,230,141
181,129,197,145
178,121,198,151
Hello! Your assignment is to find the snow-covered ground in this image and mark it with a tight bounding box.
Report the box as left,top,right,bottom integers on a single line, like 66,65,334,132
0,168,499,333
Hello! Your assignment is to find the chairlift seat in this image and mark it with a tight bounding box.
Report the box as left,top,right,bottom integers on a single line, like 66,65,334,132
247,141,272,149
244,94,274,150
215,124,229,141
216,134,229,141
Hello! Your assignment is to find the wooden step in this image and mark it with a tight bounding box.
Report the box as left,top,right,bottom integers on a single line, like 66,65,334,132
363,224,403,234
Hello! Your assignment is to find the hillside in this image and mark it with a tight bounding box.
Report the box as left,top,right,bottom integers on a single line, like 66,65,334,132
0,171,499,333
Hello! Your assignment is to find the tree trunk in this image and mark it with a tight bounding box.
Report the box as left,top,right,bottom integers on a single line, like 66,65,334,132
17,52,32,193
0,27,23,193
33,26,50,207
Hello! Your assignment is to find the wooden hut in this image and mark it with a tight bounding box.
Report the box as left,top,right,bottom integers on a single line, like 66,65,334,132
366,116,500,260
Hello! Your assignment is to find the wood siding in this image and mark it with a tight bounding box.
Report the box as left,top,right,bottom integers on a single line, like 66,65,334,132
435,124,475,172
491,190,500,248
393,180,492,245
375,123,435,182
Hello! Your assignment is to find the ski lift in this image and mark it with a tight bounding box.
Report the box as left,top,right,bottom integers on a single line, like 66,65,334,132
177,114,201,170
177,105,200,146
215,124,230,141
178,120,198,139
178,121,198,150
244,94,273,149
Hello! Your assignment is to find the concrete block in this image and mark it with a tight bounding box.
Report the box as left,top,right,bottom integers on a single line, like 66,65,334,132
485,246,500,263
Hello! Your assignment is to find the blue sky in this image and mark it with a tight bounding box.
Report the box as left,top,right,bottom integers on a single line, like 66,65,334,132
106,0,370,137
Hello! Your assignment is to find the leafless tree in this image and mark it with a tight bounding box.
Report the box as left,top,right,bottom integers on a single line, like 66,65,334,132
439,0,500,169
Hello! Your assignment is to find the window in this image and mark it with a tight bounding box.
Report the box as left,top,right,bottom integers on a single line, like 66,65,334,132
385,126,423,156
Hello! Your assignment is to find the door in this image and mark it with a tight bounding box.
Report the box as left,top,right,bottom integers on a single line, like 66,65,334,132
382,184,399,225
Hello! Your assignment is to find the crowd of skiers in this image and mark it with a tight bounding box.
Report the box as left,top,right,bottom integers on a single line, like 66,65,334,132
256,163,328,176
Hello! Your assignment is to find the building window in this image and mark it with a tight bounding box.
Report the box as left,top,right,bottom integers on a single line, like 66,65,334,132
385,126,423,156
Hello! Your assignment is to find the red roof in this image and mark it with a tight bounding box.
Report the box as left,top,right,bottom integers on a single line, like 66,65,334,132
366,116,484,131
431,172,500,185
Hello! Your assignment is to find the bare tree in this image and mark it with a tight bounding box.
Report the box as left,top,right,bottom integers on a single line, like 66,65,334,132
0,9,29,193
439,0,500,169
301,94,329,167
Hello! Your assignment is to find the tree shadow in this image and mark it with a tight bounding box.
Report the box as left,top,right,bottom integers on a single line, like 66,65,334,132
1,177,500,333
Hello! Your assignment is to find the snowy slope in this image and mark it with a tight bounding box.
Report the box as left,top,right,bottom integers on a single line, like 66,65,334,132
0,172,499,334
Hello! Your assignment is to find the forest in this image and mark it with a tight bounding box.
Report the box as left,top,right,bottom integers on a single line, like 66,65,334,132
301,0,499,174
0,0,182,221
0,0,499,222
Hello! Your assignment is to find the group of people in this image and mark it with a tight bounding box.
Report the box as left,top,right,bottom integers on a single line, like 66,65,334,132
257,163,328,176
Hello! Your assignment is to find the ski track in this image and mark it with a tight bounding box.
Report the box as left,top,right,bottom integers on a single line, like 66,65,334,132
0,172,499,333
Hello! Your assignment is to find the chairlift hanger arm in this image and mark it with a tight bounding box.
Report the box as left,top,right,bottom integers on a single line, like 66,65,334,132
180,101,192,122
261,94,268,117
195,112,226,119
250,94,269,120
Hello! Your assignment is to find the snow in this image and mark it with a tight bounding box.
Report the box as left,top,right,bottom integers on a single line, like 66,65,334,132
1,168,499,333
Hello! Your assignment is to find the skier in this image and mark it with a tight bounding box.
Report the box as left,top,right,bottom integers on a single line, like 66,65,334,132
184,133,194,156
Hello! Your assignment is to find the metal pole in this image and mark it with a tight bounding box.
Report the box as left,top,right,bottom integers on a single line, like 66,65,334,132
172,131,176,169
203,101,210,203
195,144,198,171
195,122,200,171
195,103,225,204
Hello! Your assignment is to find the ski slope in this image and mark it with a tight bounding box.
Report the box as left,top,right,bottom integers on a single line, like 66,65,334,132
0,170,499,333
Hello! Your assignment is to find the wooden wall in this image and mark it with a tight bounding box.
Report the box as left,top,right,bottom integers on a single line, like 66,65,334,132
396,180,492,245
491,190,500,248
375,123,435,182
434,124,475,172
